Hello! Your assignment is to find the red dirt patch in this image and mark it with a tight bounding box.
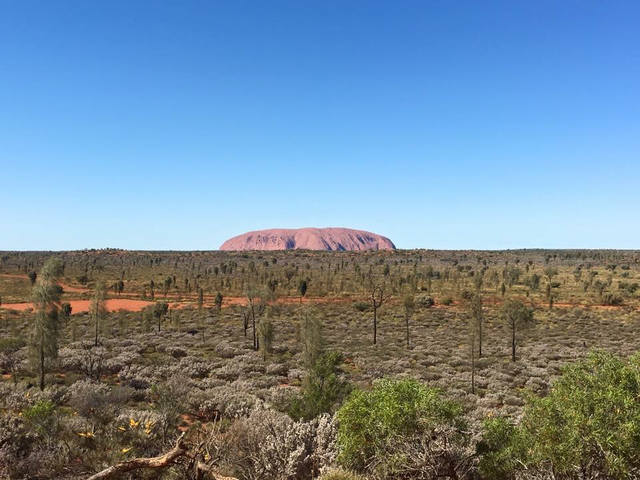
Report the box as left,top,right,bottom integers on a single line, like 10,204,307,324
0,299,154,313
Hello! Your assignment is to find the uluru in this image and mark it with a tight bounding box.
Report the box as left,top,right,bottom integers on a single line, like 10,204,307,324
219,227,396,251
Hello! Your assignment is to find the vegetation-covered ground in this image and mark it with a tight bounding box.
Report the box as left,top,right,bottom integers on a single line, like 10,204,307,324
0,249,638,479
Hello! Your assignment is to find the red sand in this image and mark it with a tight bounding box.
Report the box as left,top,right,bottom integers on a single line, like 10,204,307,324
0,298,154,314
1,272,631,315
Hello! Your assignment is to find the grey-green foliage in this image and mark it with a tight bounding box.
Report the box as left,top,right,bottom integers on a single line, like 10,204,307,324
91,281,107,346
336,378,467,476
462,291,484,357
0,337,26,385
402,294,415,346
477,416,524,480
150,376,191,443
299,309,324,368
479,351,640,480
154,301,169,331
141,306,153,333
23,400,60,445
258,317,275,361
29,257,64,390
214,291,223,309
290,311,349,420
289,350,350,421
500,298,534,362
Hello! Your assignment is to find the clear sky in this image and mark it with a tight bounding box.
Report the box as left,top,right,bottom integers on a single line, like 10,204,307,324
1,1,639,250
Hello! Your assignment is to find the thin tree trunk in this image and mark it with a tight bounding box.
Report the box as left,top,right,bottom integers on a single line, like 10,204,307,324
251,308,257,350
478,318,483,357
405,314,410,347
39,341,45,390
471,335,476,394
373,306,377,345
511,322,516,362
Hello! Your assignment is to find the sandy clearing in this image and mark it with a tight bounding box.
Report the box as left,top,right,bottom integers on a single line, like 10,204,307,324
0,298,154,314
0,295,340,313
1,274,632,315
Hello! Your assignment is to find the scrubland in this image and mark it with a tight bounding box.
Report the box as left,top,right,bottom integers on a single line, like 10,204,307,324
0,249,638,479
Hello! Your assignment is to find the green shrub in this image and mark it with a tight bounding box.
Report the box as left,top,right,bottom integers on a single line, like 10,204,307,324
602,293,623,306
23,400,58,438
289,351,350,420
440,296,454,306
480,352,640,479
317,468,366,480
477,416,526,479
353,302,370,312
336,378,464,472
618,282,639,295
0,337,26,353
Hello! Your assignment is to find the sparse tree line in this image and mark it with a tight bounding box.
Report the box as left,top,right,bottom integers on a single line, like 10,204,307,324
2,249,636,310
2,258,617,397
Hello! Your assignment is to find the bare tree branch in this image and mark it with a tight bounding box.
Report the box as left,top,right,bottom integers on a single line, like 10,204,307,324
86,433,237,480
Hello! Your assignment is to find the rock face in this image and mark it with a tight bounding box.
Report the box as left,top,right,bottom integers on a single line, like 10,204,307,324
220,228,396,252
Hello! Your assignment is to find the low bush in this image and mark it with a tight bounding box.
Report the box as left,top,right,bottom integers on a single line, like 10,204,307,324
317,467,366,480
415,294,435,308
478,351,640,479
225,407,337,480
289,351,350,421
353,302,370,312
602,293,624,306
336,378,470,477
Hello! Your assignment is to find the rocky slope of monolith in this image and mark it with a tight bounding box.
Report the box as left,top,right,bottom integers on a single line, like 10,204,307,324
219,228,396,251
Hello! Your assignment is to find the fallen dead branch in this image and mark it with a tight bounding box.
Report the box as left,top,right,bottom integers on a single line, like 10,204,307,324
86,433,237,480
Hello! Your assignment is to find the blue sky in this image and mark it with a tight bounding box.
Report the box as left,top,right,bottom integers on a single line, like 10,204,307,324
1,1,639,250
